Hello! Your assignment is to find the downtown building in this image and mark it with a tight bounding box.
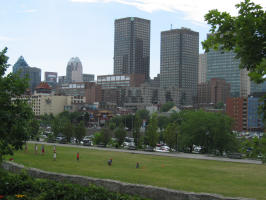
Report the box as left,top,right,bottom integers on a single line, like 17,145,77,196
160,28,199,106
113,17,150,80
13,56,41,93
206,44,250,97
45,72,57,88
226,96,264,132
197,78,230,108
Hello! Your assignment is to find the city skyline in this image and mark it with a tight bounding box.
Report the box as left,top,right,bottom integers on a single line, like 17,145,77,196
1,0,266,79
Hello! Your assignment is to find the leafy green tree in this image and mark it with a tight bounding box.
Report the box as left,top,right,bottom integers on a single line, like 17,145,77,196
93,132,102,145
160,102,174,112
114,126,127,146
136,109,150,121
180,110,236,154
145,113,159,147
51,116,65,137
0,48,35,161
62,120,73,143
100,128,112,147
157,115,170,130
28,118,40,140
74,121,86,144
164,123,178,150
215,102,225,109
133,113,142,148
202,0,266,83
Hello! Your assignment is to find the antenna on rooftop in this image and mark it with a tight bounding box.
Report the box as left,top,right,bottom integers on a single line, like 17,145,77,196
170,24,172,30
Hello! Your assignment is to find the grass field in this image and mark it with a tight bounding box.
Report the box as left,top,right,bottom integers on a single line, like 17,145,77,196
5,143,266,200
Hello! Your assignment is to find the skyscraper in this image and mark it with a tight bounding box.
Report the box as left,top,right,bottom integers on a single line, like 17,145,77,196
206,46,249,97
113,17,150,80
160,28,199,105
66,57,83,83
13,56,41,93
13,56,29,73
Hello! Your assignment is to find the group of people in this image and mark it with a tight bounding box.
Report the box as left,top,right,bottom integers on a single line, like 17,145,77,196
30,144,141,168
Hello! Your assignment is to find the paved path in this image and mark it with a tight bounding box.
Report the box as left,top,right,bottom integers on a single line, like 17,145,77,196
29,141,262,165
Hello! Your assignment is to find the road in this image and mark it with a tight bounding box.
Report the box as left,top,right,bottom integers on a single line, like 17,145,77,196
29,141,262,165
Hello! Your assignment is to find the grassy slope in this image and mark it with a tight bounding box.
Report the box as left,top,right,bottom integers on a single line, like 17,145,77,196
5,144,266,200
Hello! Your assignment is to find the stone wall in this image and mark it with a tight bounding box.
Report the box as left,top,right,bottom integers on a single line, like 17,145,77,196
1,161,253,200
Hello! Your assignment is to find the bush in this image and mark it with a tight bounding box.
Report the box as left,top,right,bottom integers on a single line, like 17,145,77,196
0,169,149,200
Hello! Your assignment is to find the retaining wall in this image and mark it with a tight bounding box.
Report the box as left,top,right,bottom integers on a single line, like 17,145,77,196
1,161,253,200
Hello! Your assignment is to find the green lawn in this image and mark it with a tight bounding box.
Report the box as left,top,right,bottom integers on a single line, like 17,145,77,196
5,144,266,200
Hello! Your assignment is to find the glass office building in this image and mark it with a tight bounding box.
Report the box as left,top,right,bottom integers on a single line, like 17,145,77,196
160,28,199,105
114,17,150,80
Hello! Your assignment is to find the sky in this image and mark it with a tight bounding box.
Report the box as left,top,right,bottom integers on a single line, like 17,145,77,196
1,0,265,80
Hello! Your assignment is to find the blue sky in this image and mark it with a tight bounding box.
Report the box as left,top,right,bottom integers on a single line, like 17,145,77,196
1,0,265,79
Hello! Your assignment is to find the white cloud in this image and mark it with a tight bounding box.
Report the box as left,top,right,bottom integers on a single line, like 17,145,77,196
70,0,266,23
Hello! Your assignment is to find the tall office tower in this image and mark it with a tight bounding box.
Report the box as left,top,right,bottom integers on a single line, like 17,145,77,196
113,17,150,80
160,28,199,105
206,44,250,97
45,72,58,88
13,56,29,73
66,57,83,83
198,54,207,83
13,56,41,93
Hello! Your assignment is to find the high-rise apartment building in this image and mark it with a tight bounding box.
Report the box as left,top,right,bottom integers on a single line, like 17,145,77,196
198,54,207,83
160,28,199,105
113,17,150,80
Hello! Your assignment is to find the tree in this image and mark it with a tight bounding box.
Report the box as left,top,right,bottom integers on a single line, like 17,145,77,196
133,113,142,148
157,115,170,130
62,120,73,143
114,126,127,146
180,110,237,154
100,128,112,147
74,121,86,144
164,123,178,150
145,113,159,147
202,0,266,83
136,109,150,122
0,48,35,161
160,102,174,112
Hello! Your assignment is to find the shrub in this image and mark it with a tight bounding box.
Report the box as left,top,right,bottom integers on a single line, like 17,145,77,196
0,169,149,200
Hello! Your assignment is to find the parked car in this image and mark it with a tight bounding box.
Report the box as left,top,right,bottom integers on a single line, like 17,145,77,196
83,139,93,146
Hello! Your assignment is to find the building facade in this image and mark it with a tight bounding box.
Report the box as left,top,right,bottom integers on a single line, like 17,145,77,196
83,74,94,82
56,82,101,104
97,74,145,89
198,53,207,83
197,78,230,107
160,28,199,106
66,57,83,83
206,47,250,97
114,17,150,80
45,72,57,88
226,97,264,132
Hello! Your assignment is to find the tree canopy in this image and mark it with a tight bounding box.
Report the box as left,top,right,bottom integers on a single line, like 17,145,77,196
202,0,266,83
0,48,35,161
